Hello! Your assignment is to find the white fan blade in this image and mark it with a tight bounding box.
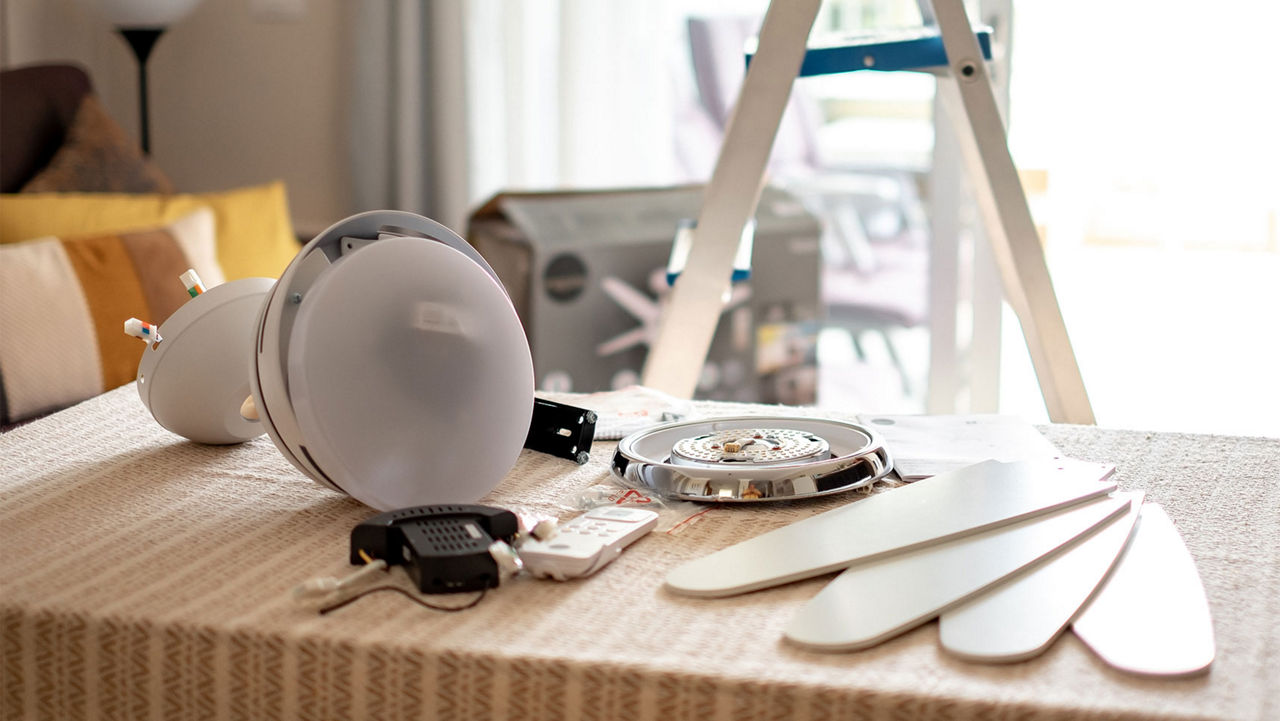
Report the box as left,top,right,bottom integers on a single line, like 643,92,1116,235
666,458,1117,598
785,494,1131,651
1072,504,1215,676
939,491,1143,663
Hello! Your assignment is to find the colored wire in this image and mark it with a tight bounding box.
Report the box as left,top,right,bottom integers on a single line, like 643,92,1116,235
319,585,487,615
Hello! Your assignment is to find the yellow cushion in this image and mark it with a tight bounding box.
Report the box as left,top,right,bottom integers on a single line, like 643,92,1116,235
0,181,297,280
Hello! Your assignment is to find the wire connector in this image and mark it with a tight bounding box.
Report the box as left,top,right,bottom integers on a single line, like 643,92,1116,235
292,558,388,602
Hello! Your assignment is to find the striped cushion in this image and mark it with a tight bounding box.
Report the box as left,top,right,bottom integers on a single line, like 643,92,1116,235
0,208,224,424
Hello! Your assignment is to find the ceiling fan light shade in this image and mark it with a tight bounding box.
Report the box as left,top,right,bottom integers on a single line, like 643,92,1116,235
250,211,535,511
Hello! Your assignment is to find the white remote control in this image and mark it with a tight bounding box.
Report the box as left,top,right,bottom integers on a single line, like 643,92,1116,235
520,506,659,580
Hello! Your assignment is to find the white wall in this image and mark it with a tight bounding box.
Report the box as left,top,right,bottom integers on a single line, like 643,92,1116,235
1,0,356,235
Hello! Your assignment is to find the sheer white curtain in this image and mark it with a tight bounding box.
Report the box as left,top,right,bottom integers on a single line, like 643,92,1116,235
349,0,687,232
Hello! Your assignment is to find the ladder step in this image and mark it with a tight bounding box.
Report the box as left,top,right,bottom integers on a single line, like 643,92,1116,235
748,27,992,77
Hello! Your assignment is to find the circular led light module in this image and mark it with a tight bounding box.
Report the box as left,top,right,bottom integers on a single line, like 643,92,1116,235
671,428,831,466
613,417,892,502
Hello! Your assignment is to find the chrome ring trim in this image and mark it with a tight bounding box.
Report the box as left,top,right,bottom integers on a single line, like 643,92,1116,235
611,416,893,502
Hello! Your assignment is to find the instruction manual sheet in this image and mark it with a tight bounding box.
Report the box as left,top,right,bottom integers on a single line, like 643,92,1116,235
856,414,1061,480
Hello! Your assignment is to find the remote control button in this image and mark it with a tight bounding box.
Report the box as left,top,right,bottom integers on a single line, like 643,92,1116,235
585,507,651,523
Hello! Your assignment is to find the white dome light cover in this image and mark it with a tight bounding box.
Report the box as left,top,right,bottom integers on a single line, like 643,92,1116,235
250,211,534,510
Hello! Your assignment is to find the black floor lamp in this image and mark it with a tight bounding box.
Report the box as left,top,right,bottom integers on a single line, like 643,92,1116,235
86,0,204,155
117,28,164,154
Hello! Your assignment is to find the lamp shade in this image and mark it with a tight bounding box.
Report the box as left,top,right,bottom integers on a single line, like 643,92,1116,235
83,0,203,27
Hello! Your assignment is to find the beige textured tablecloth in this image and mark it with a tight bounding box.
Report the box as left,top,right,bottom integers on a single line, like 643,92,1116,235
2,386,1277,721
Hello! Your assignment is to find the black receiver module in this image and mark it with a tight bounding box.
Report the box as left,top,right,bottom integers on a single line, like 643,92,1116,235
350,505,519,594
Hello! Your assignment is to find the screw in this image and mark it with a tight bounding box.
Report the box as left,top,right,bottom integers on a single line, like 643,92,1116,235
289,293,303,304
575,451,590,465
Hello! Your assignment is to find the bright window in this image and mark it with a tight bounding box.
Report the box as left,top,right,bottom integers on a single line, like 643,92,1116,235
1001,1,1280,435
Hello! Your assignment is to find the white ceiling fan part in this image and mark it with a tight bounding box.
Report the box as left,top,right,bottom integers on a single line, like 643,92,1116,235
251,210,531,508
254,212,489,489
615,416,890,503
1071,504,1215,677
664,458,1117,598
136,277,274,444
253,246,338,487
939,491,1144,663
784,493,1132,652
286,237,533,511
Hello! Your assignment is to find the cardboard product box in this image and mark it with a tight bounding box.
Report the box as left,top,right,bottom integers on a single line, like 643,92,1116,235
468,185,822,405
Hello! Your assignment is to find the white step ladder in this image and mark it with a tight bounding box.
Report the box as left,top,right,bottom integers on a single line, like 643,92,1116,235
642,0,1094,424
